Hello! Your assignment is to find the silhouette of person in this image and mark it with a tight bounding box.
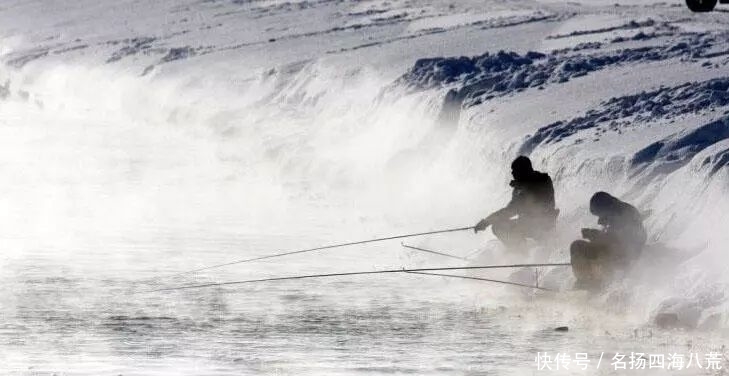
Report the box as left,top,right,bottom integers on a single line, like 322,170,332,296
474,156,558,251
570,191,647,289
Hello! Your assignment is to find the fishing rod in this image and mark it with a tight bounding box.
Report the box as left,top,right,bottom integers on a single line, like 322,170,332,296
150,226,475,281
146,262,570,292
400,243,470,261
404,271,556,291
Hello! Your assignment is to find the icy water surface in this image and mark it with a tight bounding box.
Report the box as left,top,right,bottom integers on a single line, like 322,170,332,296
0,219,725,376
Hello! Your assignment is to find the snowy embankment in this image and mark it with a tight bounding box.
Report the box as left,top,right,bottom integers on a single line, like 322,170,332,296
394,9,729,327
0,0,728,329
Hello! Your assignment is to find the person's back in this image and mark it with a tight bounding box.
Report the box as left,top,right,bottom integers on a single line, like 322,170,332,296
596,196,647,262
510,170,556,224
475,156,558,252
570,192,647,289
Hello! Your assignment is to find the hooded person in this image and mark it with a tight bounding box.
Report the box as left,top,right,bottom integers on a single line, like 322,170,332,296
570,191,647,289
474,156,559,252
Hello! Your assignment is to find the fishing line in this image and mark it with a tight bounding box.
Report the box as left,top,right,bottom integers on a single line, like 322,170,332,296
147,226,475,281
146,262,570,292
400,243,470,261
404,271,557,291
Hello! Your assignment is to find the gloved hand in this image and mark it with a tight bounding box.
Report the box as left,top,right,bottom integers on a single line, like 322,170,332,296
581,228,601,240
474,218,491,233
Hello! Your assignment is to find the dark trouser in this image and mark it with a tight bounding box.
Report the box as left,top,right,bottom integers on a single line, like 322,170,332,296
570,240,629,289
492,216,555,252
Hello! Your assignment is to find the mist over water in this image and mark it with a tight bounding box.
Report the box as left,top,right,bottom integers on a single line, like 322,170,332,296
2,0,729,374
0,57,520,374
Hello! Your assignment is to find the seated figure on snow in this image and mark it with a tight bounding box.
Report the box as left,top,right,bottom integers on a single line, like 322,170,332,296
571,191,647,289
474,156,559,252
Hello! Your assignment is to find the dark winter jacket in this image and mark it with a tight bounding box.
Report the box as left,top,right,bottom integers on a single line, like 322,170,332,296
506,171,557,220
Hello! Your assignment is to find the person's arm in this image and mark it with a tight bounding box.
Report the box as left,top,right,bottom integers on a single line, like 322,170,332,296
582,228,608,243
581,226,619,245
474,191,519,233
473,208,506,232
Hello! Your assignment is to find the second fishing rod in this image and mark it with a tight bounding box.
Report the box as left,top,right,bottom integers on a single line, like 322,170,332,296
147,225,476,281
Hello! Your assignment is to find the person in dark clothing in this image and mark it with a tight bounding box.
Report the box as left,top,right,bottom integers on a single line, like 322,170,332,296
474,156,559,251
570,191,647,289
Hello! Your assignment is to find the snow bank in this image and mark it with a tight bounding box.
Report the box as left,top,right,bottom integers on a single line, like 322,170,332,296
396,31,724,114
523,78,729,155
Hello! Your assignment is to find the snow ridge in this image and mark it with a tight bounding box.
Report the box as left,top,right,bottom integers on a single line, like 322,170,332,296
397,32,722,108
632,117,729,178
521,78,729,157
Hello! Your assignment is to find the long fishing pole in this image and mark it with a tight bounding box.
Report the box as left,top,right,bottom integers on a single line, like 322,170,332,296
146,262,570,292
401,243,470,261
404,271,556,291
151,226,475,280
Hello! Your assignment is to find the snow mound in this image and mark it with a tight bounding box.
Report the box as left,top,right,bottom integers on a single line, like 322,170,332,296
521,78,729,155
702,148,729,177
632,117,729,177
396,32,724,109
397,50,545,90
